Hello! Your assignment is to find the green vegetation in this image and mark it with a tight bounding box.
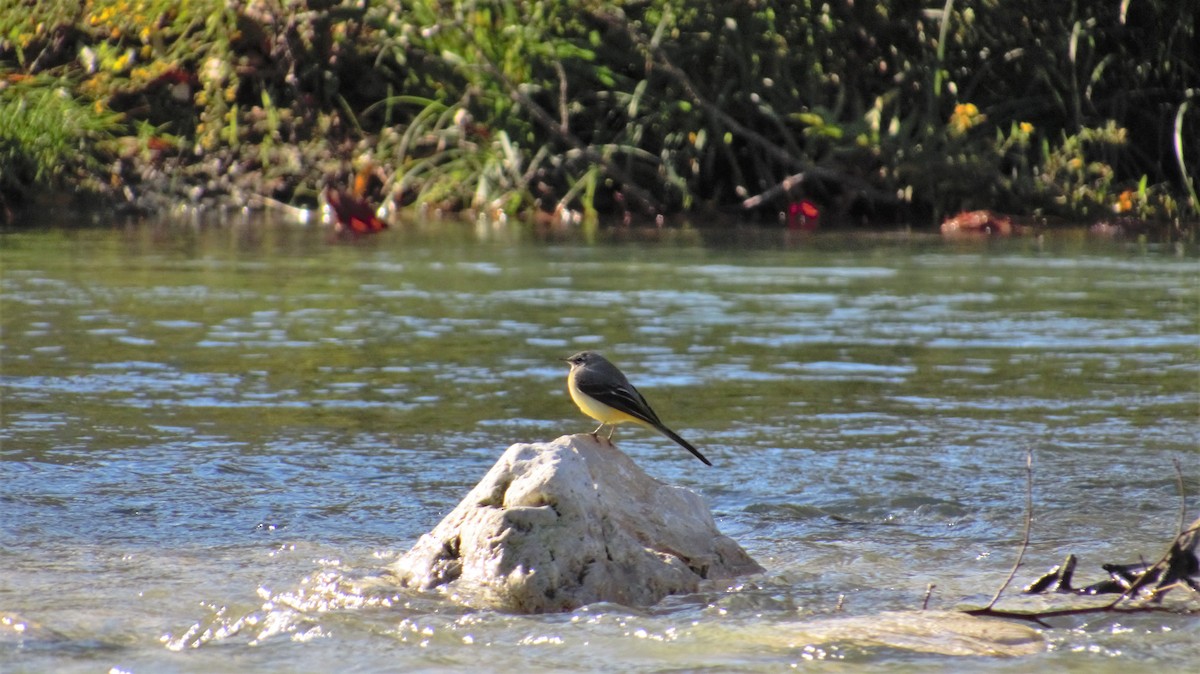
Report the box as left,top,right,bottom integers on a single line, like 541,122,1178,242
0,0,1195,229
0,75,122,192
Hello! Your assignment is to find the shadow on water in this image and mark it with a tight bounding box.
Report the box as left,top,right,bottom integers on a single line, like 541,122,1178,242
2,215,1198,671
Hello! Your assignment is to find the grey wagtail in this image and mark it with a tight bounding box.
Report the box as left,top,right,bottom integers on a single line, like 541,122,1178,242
564,351,713,466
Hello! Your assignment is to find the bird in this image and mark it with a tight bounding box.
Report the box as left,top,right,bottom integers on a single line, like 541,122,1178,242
563,350,712,466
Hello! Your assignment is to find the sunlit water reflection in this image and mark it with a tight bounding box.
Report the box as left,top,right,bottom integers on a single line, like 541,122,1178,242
2,221,1197,671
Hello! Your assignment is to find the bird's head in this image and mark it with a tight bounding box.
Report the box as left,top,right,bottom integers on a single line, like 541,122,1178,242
564,351,597,369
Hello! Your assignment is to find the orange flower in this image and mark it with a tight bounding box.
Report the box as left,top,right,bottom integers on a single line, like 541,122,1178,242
1114,190,1134,213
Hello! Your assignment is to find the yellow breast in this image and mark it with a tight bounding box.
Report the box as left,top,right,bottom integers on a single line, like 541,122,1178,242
568,372,639,425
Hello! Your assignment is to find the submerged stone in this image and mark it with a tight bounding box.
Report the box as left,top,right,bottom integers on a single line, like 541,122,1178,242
389,434,763,612
776,610,1045,657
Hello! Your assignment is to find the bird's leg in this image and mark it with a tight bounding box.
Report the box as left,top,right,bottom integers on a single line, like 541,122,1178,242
591,422,605,442
606,426,616,444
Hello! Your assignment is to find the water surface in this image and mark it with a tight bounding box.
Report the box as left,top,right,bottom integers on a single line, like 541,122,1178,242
2,220,1198,671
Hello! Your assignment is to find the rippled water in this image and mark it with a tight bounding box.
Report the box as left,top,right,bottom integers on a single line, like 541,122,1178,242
2,220,1198,671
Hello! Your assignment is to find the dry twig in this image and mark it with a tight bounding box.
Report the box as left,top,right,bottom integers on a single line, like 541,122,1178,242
981,448,1035,610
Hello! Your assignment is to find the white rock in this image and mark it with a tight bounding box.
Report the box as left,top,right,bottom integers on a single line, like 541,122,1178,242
388,434,763,612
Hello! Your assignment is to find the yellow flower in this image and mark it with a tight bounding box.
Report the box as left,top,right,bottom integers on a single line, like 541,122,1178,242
1068,157,1083,171
1019,122,1033,134
949,102,985,135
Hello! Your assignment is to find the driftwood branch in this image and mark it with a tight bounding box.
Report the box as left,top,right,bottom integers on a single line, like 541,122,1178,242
962,458,1198,625
964,602,1194,626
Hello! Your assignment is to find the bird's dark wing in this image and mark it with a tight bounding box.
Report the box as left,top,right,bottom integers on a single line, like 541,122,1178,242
575,377,664,427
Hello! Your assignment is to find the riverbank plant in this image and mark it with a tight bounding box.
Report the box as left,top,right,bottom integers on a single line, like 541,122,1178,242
0,0,1194,231
0,74,122,196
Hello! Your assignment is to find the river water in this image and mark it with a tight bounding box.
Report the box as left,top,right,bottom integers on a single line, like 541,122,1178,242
2,218,1198,672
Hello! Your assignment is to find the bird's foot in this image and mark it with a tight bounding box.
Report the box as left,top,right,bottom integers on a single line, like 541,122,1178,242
589,432,614,446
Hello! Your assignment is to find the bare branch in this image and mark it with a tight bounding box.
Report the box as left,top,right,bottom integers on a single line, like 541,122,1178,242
921,583,936,611
1173,457,1186,537
741,172,806,210
1106,517,1200,606
983,447,1035,610
966,603,1198,625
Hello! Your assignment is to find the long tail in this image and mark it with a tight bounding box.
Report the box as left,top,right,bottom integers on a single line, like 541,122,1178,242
654,424,713,466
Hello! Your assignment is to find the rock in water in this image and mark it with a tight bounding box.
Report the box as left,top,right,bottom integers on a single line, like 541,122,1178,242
388,434,763,612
